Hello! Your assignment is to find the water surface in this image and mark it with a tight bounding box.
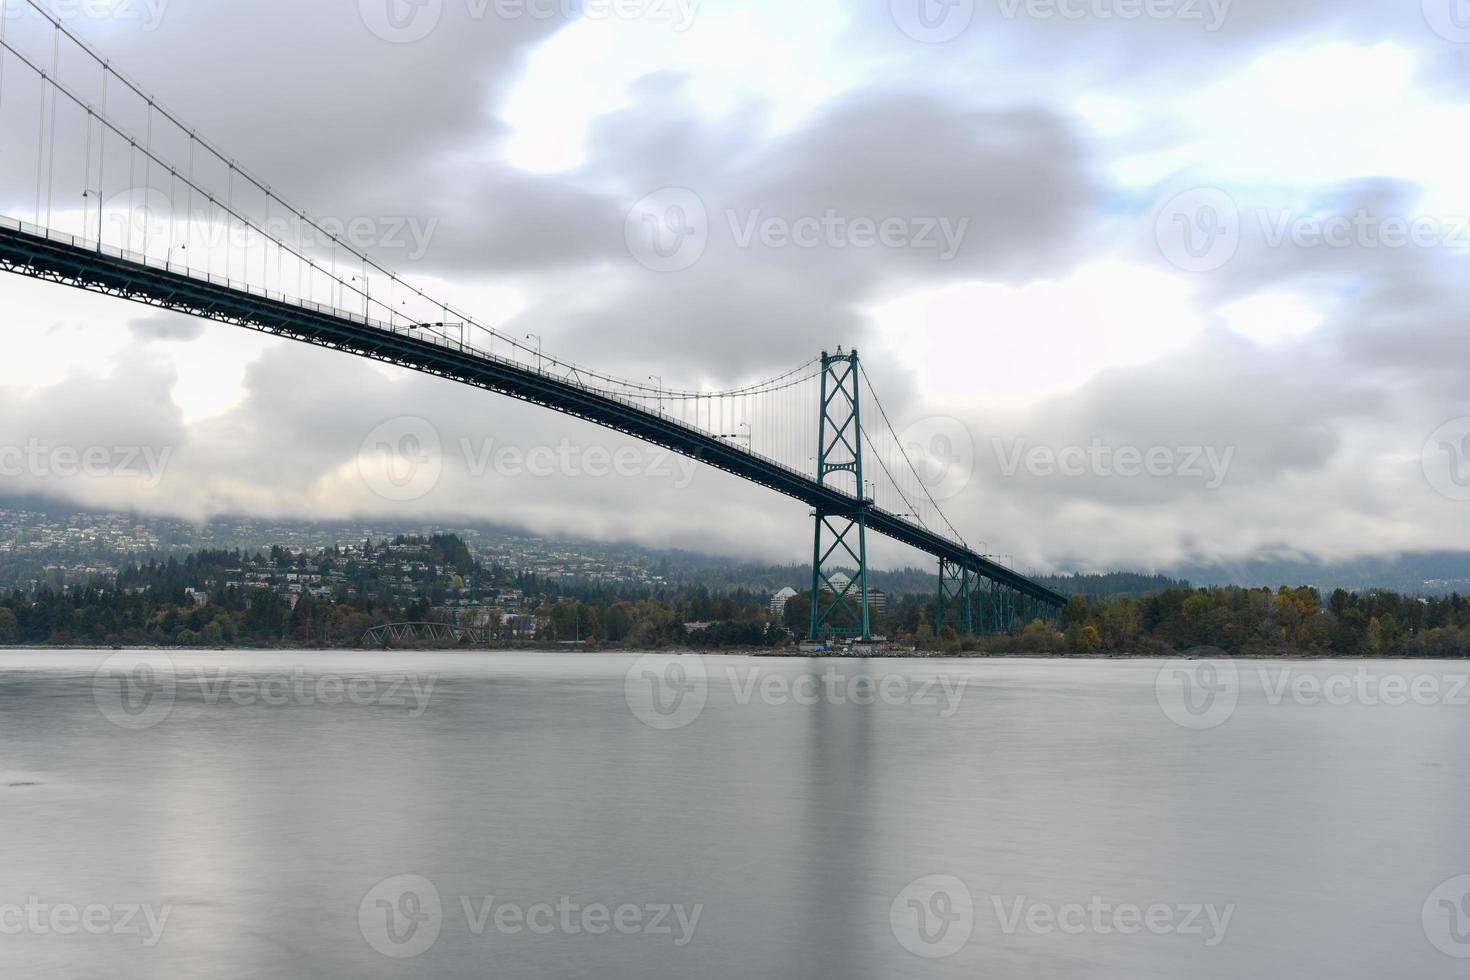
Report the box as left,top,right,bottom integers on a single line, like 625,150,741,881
0,651,1465,978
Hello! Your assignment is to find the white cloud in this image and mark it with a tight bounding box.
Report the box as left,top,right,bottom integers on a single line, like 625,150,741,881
1219,288,1326,345
869,262,1205,406
498,0,860,173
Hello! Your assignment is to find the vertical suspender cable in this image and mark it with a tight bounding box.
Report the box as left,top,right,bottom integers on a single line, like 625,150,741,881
142,101,153,256
225,165,233,282
82,92,92,240
44,23,58,229
34,41,47,224
97,63,106,249
0,3,7,124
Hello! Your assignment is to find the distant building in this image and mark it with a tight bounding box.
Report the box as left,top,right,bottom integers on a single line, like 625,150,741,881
769,587,798,617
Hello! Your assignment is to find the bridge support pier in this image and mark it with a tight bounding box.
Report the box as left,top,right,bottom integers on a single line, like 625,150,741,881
977,579,1016,636
809,349,871,642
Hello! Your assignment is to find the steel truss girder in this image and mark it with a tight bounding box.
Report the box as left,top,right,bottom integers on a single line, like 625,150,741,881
0,223,1069,609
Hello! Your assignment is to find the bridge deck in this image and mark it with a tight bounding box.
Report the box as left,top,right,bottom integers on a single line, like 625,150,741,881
0,217,1067,607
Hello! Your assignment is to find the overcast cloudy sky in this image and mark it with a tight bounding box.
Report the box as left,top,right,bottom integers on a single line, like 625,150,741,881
0,0,1467,573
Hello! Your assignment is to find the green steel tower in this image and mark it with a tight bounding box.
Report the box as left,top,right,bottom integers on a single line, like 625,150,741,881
809,349,872,642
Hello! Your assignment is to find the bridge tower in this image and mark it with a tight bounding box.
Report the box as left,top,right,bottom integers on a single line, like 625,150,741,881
935,559,974,636
809,349,872,642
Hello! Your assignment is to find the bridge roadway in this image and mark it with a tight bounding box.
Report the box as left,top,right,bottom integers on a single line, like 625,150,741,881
0,218,1067,608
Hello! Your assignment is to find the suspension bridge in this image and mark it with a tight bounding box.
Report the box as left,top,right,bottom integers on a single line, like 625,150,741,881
0,3,1066,640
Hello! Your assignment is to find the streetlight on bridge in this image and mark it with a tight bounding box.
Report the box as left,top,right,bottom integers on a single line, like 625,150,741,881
81,190,104,249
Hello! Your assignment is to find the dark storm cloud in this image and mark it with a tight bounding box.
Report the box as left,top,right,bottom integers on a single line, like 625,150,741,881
62,0,568,205
497,88,1100,381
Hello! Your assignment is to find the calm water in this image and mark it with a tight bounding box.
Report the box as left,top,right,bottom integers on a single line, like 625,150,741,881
1,651,1467,978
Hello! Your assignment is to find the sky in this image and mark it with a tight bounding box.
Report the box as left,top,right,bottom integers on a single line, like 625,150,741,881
0,0,1467,573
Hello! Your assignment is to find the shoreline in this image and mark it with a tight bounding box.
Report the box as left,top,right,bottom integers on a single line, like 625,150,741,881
0,644,1464,661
